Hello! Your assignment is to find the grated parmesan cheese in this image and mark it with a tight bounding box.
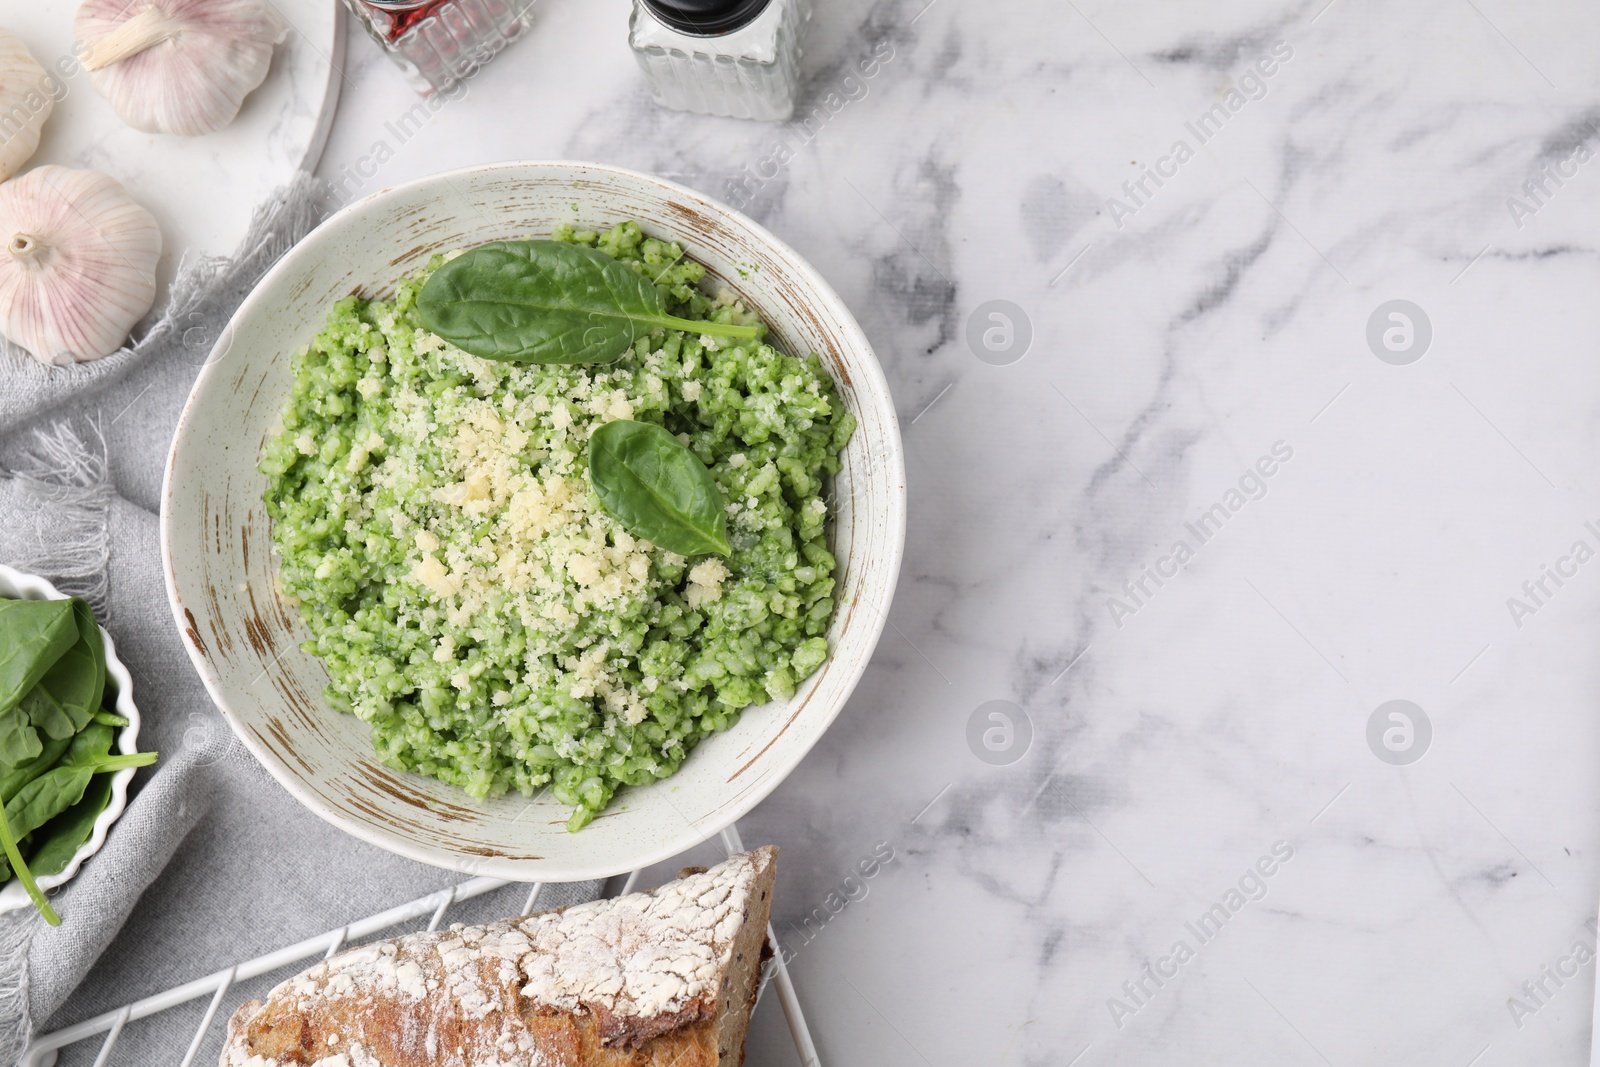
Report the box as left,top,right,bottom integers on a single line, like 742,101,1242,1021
685,558,729,610
390,384,660,711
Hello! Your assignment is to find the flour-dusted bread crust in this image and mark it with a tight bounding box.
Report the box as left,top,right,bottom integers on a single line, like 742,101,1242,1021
220,847,777,1067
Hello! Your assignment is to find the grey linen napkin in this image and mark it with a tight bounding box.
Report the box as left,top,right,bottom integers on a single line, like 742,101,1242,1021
0,176,601,1066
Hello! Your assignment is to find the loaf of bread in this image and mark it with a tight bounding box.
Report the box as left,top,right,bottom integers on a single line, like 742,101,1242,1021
220,847,777,1067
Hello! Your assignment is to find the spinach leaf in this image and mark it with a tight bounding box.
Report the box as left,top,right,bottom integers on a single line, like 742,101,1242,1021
588,420,732,558
0,599,77,715
0,765,94,880
417,240,759,365
0,730,155,882
0,801,57,925
20,687,75,741
29,600,105,736
0,641,155,923
83,753,154,773
8,599,105,744
0,703,41,766
60,721,157,771
27,773,113,878
62,722,114,767
0,734,71,803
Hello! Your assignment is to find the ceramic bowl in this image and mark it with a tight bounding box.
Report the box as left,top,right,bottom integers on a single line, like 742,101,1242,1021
161,161,905,882
0,564,142,914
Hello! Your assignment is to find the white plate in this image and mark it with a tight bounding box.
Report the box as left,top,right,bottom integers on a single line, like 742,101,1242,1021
162,161,906,882
5,0,344,292
0,564,143,915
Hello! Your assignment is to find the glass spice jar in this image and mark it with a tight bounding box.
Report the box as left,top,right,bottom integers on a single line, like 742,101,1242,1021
629,0,810,122
342,0,537,95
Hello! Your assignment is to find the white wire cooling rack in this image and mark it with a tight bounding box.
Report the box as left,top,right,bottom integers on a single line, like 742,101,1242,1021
21,823,818,1067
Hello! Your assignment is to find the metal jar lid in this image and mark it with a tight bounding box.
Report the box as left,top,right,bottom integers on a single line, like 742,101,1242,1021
641,0,772,35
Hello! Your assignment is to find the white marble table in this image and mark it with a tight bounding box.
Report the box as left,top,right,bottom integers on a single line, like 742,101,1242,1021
314,0,1600,1062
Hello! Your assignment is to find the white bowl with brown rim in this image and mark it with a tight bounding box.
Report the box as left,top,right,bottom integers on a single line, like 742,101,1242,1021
160,161,905,882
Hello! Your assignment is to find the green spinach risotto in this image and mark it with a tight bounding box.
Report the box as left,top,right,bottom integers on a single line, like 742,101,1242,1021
260,222,855,830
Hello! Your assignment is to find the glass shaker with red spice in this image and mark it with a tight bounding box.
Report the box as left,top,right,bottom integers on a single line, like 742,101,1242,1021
342,0,536,94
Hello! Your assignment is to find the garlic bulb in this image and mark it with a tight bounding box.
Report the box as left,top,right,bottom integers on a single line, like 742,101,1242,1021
76,0,285,136
0,29,55,181
0,166,162,366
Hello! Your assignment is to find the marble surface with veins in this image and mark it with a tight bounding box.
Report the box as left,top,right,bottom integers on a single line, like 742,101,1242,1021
305,0,1600,1062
